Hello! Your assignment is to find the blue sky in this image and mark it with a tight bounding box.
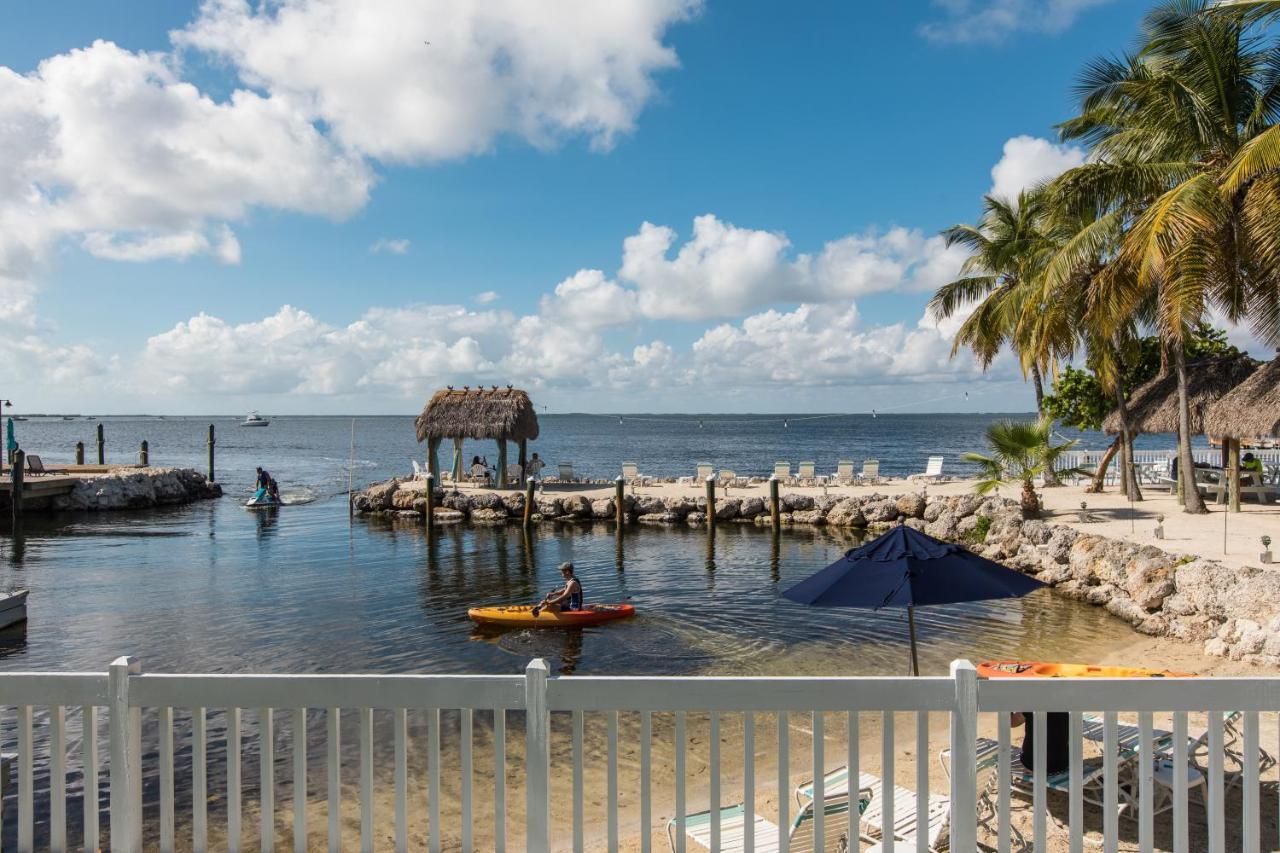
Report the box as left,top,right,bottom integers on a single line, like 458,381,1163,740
0,0,1207,415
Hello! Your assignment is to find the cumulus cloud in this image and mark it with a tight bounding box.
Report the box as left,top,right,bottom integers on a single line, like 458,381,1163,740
920,0,1115,44
370,238,410,255
82,226,242,265
175,0,701,162
989,135,1086,198
474,291,500,304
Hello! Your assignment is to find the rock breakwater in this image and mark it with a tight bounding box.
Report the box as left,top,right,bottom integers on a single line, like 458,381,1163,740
50,468,222,511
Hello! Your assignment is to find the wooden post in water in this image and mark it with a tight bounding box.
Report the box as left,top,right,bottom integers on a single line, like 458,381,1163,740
518,440,528,487
427,437,440,483
1228,437,1241,513
138,440,149,467
10,449,23,525
75,442,85,465
497,440,508,489
615,477,626,526
705,475,716,531
523,479,535,528
424,474,435,533
96,423,105,465
206,424,216,482
769,475,780,527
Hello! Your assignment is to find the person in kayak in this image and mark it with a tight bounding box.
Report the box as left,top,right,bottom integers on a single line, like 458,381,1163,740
532,562,583,616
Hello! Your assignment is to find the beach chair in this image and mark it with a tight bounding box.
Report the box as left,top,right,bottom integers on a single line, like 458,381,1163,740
914,456,944,482
797,461,819,486
717,469,738,492
857,460,881,485
411,460,428,480
833,461,855,485
795,767,951,851
505,464,522,484
25,455,65,476
621,462,651,488
557,462,576,483
774,461,792,484
670,787,869,852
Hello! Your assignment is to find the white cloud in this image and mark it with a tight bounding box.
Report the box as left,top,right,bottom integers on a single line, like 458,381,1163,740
989,135,1086,198
921,0,1115,44
540,269,638,329
176,0,700,162
370,238,411,255
82,226,242,264
474,291,500,304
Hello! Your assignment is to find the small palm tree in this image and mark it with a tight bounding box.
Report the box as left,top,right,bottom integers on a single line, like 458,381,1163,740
963,418,1084,518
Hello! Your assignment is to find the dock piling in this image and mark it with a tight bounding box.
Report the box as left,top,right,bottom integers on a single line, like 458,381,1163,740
769,475,780,526
75,442,84,465
523,479,535,528
424,474,435,533
207,424,216,482
96,423,105,465
138,441,149,467
615,477,625,526
705,476,716,530
10,449,23,525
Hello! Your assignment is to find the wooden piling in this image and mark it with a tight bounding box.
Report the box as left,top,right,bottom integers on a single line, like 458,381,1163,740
518,440,528,487
207,424,216,482
523,479,536,528
138,440,149,467
769,476,780,526
424,474,435,533
497,440,508,489
705,476,716,530
96,423,105,465
1228,437,1241,513
10,449,23,524
75,442,85,465
615,477,626,526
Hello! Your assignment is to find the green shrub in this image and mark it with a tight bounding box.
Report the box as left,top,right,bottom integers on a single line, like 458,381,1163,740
964,515,992,544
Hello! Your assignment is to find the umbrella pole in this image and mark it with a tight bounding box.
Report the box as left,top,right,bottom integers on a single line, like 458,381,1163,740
907,605,920,677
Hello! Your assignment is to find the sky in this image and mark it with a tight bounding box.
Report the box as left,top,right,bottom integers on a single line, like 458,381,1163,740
0,0,1266,415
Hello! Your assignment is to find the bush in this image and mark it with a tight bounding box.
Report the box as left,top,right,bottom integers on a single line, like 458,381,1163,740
963,515,992,544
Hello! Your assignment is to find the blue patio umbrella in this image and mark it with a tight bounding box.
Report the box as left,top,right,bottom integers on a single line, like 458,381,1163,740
783,524,1046,675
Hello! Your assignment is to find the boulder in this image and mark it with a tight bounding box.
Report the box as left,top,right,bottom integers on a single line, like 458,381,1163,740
634,495,666,516
686,512,705,525
433,508,465,524
904,517,928,532
952,493,984,519
537,497,563,517
739,497,766,518
925,511,957,541
469,491,503,510
895,493,927,519
791,509,825,525
782,493,814,511
1122,547,1177,611
591,499,615,519
826,499,866,527
1167,561,1280,625
863,499,898,524
923,500,946,523
1019,519,1052,545
363,479,400,511
443,493,471,512
562,495,593,518
1045,526,1077,564
470,508,507,524
392,490,419,510
715,498,742,520
815,495,841,513
501,492,525,515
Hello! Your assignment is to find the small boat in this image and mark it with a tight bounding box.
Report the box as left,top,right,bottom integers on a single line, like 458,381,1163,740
978,661,1192,679
244,495,282,509
468,604,635,628
240,411,270,427
0,590,29,629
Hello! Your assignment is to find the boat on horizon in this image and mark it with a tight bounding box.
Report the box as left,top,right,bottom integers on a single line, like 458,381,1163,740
240,411,270,428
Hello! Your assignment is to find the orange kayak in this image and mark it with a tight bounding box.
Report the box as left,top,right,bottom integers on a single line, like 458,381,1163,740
467,604,636,628
978,661,1193,679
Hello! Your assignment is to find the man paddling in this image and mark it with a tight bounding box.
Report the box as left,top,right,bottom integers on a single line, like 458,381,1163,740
532,562,583,616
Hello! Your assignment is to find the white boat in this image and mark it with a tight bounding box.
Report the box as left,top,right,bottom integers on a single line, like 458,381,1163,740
240,411,270,427
244,497,282,509
0,590,29,629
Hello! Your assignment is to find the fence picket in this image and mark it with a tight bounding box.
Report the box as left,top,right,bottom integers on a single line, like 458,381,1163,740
997,714,1010,853
394,708,407,853
744,711,755,853
675,711,687,853
460,707,473,852
327,707,340,853
572,710,583,853
494,708,506,853
640,710,652,853
1208,710,1224,853
262,707,275,853
1138,712,1153,853
916,710,927,853
1069,711,1082,853
710,711,721,852
1033,710,1046,853
428,707,440,853
51,705,66,853
1172,711,1187,853
193,707,207,853
18,704,31,852
847,711,858,853
1243,710,1260,853
1103,711,1117,853
83,705,99,853
360,707,373,853
159,706,173,853
608,710,619,850
293,708,306,853
882,710,894,853
778,711,788,853
228,707,241,853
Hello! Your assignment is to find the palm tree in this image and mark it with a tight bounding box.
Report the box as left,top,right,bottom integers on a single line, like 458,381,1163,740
1052,0,1280,512
963,418,1084,518
931,190,1068,485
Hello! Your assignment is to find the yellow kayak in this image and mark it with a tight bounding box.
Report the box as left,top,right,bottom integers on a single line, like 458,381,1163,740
467,604,636,628
978,661,1192,679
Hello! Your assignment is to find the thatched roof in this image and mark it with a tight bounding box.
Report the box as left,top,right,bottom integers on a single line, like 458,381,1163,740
415,386,539,443
1204,357,1280,439
1102,355,1259,435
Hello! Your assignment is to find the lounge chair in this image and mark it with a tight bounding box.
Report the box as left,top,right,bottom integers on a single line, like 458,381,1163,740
25,455,66,476
717,469,737,492
557,463,576,483
797,461,819,486
796,767,951,851
622,462,651,488
857,460,881,485
912,456,944,482
774,461,792,484
411,460,428,480
833,461,856,485
679,463,715,487
670,786,869,852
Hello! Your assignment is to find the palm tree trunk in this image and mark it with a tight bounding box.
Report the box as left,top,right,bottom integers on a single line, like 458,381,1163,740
1112,382,1142,501
1020,478,1041,519
1032,363,1063,487
1087,436,1122,493
1174,345,1207,513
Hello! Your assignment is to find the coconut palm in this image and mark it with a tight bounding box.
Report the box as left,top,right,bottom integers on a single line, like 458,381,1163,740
963,418,1085,518
1052,0,1280,512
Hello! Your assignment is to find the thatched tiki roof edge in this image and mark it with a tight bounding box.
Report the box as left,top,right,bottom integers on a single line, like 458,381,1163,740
1102,355,1259,436
415,387,540,443
1204,357,1280,439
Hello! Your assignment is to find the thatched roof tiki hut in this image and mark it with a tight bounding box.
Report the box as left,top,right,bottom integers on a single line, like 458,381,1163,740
1103,355,1258,511
415,386,540,488
1205,355,1280,511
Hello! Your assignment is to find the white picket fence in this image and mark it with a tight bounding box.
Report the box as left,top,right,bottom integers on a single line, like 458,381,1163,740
1057,447,1280,475
0,658,1277,852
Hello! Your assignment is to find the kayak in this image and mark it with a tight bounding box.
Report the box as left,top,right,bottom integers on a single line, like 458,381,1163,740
468,604,636,628
978,661,1193,679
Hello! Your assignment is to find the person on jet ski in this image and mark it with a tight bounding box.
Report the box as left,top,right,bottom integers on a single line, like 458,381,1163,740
252,467,273,503
267,478,282,505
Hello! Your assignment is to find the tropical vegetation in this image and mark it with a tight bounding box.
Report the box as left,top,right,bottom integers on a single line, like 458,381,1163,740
963,418,1085,518
934,0,1280,513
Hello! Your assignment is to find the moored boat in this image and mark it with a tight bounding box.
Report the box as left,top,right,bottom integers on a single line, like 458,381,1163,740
0,590,29,629
240,411,270,427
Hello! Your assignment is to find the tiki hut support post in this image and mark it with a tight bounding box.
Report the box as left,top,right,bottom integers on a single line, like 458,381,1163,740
1205,355,1280,513
1228,438,1241,513
452,438,464,483
427,437,441,482
518,440,528,487
497,440,508,488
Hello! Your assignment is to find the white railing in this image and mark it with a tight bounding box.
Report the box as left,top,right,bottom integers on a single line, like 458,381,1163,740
0,658,1276,852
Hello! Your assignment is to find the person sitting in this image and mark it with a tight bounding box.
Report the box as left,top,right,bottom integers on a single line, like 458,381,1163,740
1011,711,1071,777
532,563,583,616
1243,452,1264,475
267,478,282,504
469,456,491,485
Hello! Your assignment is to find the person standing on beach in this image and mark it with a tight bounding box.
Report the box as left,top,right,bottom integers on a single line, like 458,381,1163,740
527,452,545,483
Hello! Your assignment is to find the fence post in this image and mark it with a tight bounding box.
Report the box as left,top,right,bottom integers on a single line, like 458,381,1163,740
109,655,142,853
950,659,978,853
525,659,550,853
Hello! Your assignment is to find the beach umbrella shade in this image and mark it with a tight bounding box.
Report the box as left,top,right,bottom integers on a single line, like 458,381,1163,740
782,524,1046,675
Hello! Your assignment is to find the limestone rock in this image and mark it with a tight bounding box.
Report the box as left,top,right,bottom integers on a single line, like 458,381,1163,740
433,508,465,524
470,508,507,523
537,497,563,517
469,492,503,510
895,493,927,519
591,499,615,519
364,479,400,511
863,499,898,524
562,495,593,518
686,512,705,525
925,511,957,541
1122,547,1177,611
392,490,419,510
791,509,825,525
782,493,814,511
826,499,866,527
923,500,946,523
715,498,741,520
638,512,680,525
739,497,765,518
1045,526,1077,564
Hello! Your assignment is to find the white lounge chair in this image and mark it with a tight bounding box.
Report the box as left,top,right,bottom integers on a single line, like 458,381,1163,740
858,460,881,485
621,462,651,488
670,787,868,852
797,461,819,486
833,461,856,485
774,461,792,484
717,469,739,492
505,464,522,484
411,460,427,480
914,456,944,482
557,462,576,483
796,767,951,851
680,463,715,487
